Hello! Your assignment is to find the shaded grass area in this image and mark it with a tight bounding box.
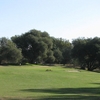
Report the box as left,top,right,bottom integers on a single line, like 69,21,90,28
1,87,100,100
0,65,100,100
20,86,100,100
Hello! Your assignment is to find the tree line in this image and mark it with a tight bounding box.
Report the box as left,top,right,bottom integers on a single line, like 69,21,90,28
0,29,100,71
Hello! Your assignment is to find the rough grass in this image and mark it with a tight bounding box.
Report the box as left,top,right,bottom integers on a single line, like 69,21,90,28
0,65,100,100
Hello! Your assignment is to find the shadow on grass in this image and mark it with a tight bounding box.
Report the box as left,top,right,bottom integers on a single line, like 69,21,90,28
2,83,100,100
35,95,100,100
21,87,100,94
1,95,100,100
19,84,100,100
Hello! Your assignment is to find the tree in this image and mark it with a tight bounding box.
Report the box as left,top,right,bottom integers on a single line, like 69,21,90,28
12,29,72,65
72,38,87,69
52,37,72,64
72,37,100,71
45,50,55,64
0,37,22,64
62,47,72,65
53,48,63,63
11,29,53,64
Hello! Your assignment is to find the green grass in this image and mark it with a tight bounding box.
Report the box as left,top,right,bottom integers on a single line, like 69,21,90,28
0,65,100,100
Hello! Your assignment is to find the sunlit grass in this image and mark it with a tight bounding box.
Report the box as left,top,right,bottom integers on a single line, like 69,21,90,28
0,65,100,100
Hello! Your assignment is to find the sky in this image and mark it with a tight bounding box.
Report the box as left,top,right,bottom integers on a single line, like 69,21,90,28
0,0,100,42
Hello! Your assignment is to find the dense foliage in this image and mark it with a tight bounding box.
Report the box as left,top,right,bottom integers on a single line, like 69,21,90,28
72,37,100,71
0,37,22,64
11,29,71,64
0,29,100,71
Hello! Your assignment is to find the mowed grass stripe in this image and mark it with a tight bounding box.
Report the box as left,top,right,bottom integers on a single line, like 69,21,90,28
0,65,100,100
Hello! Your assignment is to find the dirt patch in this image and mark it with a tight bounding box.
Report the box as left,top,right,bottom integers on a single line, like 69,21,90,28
67,70,80,72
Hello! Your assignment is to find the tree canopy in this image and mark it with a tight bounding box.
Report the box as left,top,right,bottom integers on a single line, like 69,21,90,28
12,30,53,64
72,37,100,71
11,29,71,64
0,29,100,71
0,37,22,64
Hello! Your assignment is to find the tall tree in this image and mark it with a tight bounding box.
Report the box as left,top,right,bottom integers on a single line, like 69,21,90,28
0,37,22,64
11,29,53,64
53,48,63,63
72,37,100,71
52,37,72,64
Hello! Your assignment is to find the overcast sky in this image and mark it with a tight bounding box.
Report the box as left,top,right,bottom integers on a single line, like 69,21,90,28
0,0,100,42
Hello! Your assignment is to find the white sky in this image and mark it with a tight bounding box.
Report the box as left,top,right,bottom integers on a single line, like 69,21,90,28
0,0,100,42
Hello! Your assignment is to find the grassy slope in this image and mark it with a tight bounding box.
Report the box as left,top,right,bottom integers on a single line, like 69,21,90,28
0,65,100,100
